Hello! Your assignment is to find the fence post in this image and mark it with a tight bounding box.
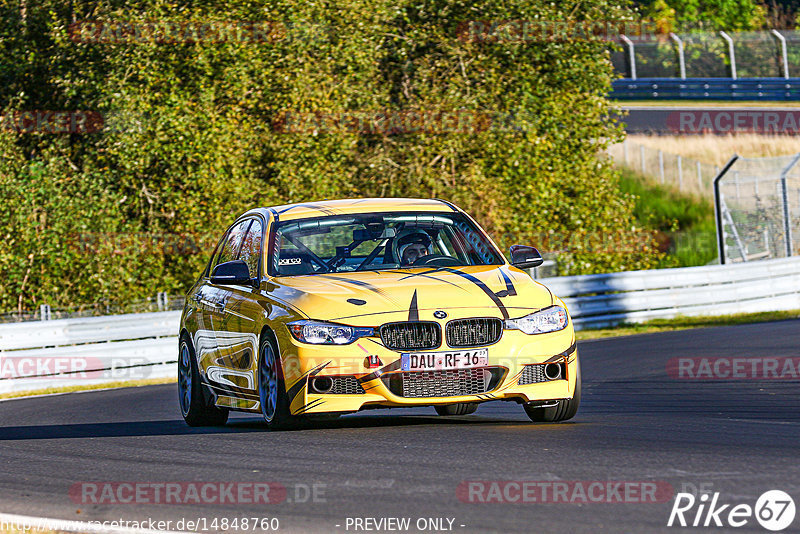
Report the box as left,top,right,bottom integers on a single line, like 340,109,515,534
620,34,637,80
696,160,702,189
771,30,790,79
659,150,665,183
157,292,169,311
713,155,740,265
677,156,683,190
669,33,686,79
640,144,646,173
720,31,737,80
778,153,800,257
40,304,51,321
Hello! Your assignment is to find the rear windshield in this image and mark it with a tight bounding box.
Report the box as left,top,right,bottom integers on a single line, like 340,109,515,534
269,212,504,276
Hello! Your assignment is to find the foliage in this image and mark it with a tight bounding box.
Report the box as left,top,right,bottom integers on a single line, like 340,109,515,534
0,0,662,312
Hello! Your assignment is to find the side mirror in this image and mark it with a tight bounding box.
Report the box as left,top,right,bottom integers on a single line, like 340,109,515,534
210,260,253,286
510,245,544,269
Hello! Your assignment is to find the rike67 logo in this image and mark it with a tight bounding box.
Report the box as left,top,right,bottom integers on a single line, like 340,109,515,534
668,490,796,531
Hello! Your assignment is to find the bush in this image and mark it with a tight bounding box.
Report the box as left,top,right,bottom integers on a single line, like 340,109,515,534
0,0,662,312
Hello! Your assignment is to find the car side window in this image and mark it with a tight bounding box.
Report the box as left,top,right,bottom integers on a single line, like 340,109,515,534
238,219,263,278
213,220,251,271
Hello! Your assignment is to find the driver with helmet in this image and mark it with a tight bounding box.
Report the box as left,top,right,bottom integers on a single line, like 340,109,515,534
393,229,433,266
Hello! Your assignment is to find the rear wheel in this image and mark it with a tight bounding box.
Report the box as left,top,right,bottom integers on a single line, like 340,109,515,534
178,337,229,427
524,358,581,423
435,403,479,416
258,333,299,430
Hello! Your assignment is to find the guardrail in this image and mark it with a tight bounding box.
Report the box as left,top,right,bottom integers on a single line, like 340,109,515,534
2,257,798,394
544,256,800,329
611,78,800,100
0,311,180,395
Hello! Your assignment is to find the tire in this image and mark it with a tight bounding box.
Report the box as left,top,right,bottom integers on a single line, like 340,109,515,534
258,332,299,430
178,336,229,427
435,403,479,416
524,357,581,423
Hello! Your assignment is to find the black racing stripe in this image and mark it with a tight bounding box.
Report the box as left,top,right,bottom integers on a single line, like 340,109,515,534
357,359,403,385
294,398,325,415
438,267,509,320
206,383,260,401
543,342,577,363
286,361,330,403
397,269,472,291
499,269,517,296
318,274,392,300
408,290,419,322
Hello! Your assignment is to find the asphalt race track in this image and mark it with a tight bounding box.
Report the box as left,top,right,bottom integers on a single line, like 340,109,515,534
1,320,799,533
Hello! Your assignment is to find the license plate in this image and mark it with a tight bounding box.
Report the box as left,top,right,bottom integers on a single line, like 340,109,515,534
401,348,489,371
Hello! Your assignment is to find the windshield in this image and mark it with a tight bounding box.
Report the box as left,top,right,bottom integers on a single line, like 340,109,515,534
269,212,504,276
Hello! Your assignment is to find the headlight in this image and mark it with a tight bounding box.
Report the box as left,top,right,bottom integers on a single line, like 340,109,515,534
505,306,568,335
287,320,374,345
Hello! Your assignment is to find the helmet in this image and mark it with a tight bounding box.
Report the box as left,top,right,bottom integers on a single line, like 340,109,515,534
392,228,433,263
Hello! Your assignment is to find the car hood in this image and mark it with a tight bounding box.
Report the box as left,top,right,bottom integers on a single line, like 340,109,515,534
265,265,554,323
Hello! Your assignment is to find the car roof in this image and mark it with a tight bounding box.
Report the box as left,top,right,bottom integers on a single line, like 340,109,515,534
242,198,458,222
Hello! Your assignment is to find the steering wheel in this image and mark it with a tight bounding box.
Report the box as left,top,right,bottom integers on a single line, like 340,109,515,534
412,254,461,267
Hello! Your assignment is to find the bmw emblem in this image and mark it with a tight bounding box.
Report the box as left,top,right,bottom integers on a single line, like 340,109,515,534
433,310,447,319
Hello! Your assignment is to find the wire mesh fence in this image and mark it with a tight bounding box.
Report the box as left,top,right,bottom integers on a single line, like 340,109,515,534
607,139,718,196
715,154,800,263
0,292,186,324
611,30,800,79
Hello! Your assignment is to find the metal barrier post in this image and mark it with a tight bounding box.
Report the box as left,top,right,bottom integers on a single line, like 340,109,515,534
620,34,637,80
779,153,800,257
720,31,737,79
697,160,702,189
669,33,686,79
677,155,683,190
771,30,790,79
714,155,740,264
659,150,665,183
640,144,646,173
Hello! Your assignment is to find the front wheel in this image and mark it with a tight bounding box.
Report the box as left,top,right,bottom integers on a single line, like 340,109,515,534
258,334,299,430
178,337,229,427
524,358,581,423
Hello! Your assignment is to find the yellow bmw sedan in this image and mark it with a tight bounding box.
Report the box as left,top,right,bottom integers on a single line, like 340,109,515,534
178,198,579,429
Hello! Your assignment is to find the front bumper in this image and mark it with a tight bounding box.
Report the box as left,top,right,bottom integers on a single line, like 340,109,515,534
280,326,578,415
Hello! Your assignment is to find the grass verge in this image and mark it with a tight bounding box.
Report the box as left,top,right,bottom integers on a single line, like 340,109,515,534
625,133,800,167
618,167,717,267
0,376,176,401
576,309,800,340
